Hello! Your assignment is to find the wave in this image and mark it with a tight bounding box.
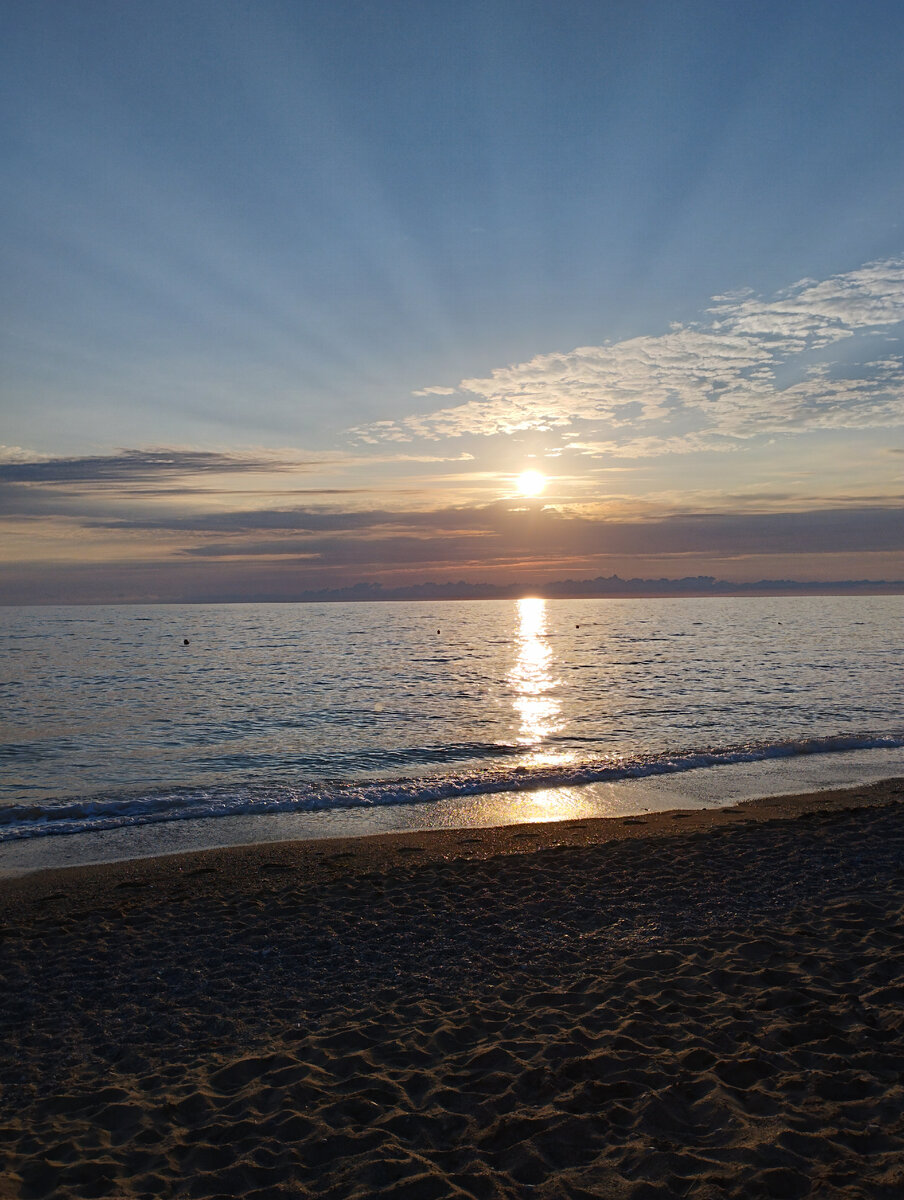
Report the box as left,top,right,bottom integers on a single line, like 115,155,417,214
0,735,529,771
0,732,901,843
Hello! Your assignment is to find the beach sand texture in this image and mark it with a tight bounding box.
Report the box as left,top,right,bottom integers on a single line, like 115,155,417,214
2,779,904,1199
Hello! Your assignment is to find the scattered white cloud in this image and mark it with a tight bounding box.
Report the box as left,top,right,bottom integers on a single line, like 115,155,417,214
564,433,743,459
412,385,457,396
357,258,904,457
709,260,904,347
368,451,475,464
0,445,49,463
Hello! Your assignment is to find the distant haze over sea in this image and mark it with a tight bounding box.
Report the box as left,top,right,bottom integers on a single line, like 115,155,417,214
4,574,904,607
286,576,904,605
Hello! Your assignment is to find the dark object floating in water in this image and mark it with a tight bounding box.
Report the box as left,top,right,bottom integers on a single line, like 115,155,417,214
183,638,190,645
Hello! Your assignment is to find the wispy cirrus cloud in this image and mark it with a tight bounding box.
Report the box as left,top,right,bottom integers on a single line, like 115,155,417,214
0,444,476,486
355,259,904,455
0,445,481,523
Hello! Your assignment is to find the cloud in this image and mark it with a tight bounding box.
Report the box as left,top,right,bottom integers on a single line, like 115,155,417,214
4,493,902,602
0,447,317,484
0,445,484,524
74,498,902,561
411,386,457,396
92,503,513,536
709,261,904,347
565,432,742,459
168,504,904,573
0,445,50,464
355,451,475,464
357,258,904,455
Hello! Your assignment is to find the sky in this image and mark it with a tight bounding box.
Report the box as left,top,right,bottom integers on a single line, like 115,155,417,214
2,0,903,602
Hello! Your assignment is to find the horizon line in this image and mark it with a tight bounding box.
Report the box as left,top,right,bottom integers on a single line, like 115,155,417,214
4,574,904,607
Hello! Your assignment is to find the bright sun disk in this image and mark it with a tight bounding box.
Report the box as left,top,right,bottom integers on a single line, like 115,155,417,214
516,469,546,497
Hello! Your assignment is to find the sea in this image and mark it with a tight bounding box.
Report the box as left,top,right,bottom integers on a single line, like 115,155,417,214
1,596,902,872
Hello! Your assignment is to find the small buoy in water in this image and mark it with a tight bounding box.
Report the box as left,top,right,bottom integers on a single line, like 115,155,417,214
437,629,441,635
183,638,190,645
576,624,580,629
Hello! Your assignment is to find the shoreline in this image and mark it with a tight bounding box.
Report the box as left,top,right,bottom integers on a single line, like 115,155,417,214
2,745,902,880
2,775,902,906
2,777,903,1198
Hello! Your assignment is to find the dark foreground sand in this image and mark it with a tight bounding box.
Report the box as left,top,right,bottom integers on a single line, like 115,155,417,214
2,778,904,1199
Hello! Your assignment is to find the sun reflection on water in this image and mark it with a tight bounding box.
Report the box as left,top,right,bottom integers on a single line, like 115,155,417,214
509,596,573,769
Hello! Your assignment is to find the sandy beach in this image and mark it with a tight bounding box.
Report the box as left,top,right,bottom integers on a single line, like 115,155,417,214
2,777,904,1199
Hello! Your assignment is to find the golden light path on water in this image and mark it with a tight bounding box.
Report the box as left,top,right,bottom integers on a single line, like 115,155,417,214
510,596,561,754
508,596,593,822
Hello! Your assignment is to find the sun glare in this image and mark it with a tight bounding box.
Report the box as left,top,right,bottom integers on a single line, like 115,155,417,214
516,469,546,497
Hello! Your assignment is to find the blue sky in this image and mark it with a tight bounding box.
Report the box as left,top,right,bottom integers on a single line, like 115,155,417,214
2,0,903,600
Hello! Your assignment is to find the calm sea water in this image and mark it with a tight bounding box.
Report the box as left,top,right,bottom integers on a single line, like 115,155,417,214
0,596,902,843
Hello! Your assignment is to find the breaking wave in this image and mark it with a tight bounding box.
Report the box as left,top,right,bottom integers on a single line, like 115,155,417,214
1,732,901,842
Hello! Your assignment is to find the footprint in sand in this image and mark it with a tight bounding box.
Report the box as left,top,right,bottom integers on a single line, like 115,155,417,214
622,817,647,825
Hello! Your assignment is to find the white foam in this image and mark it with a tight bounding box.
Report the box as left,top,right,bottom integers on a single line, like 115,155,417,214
1,732,901,843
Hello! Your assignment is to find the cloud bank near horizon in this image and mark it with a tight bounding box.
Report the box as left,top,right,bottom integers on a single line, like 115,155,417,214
2,257,902,603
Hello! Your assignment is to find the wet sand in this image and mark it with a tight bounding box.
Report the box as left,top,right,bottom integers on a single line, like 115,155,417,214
2,777,904,1198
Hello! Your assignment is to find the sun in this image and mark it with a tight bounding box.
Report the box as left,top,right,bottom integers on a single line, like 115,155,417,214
516,469,546,497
